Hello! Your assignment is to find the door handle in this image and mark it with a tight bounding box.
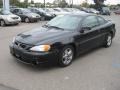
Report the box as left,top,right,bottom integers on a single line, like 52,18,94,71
97,30,101,32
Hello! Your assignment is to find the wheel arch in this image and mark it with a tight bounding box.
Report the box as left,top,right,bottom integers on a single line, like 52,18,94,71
67,43,77,57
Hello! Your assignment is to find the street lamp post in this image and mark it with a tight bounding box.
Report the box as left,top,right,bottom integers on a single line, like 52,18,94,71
44,0,46,8
2,0,10,11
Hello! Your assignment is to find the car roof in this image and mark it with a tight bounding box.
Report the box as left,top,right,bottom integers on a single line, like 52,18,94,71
67,13,94,17
13,8,27,10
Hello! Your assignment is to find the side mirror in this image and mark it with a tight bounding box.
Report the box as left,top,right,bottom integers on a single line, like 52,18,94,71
80,27,91,33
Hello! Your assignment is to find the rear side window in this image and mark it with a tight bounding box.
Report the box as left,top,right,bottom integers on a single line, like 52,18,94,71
82,16,99,28
98,17,106,25
13,9,19,13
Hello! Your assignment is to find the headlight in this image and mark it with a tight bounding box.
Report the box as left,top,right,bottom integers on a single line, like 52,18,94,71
46,14,51,16
12,37,16,43
7,17,12,21
30,45,51,52
31,15,36,18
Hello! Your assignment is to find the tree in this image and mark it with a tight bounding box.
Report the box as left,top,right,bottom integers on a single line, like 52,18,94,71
0,0,3,8
31,0,34,4
81,2,89,7
53,0,68,8
10,0,20,6
94,0,105,4
93,0,106,10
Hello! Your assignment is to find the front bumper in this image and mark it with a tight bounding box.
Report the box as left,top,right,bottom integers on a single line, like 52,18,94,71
5,19,21,25
10,43,59,65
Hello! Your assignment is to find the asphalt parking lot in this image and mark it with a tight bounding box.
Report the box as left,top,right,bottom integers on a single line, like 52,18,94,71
0,14,120,90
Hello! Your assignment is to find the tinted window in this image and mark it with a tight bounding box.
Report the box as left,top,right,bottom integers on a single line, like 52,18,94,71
13,9,19,13
47,15,82,30
98,17,106,25
22,9,31,13
82,16,99,28
30,9,34,12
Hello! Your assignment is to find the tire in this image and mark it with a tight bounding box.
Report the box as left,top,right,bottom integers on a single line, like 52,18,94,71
41,17,45,21
58,45,74,67
104,33,112,48
0,20,6,26
25,18,30,23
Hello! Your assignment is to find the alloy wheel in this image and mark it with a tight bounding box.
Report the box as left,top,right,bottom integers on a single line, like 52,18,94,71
0,20,5,26
107,35,112,46
25,18,29,23
61,47,74,66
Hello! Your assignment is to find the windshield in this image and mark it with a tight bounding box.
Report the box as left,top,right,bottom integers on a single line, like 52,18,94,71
62,8,69,12
46,15,82,30
44,8,55,12
38,8,45,13
103,7,110,11
53,9,61,12
22,9,31,13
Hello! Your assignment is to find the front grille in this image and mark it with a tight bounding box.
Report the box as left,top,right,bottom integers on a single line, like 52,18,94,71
36,16,39,18
14,41,32,50
12,17,19,19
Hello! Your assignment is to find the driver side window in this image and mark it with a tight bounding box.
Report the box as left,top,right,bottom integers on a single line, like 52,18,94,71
82,16,99,29
17,10,23,14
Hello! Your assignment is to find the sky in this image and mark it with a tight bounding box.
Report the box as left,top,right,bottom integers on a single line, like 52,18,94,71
20,0,120,5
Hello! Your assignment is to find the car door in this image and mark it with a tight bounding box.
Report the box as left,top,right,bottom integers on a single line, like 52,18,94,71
76,15,101,54
96,16,109,43
17,10,26,21
0,11,2,19
13,9,24,21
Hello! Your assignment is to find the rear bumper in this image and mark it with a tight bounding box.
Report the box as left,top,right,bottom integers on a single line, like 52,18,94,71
10,43,59,65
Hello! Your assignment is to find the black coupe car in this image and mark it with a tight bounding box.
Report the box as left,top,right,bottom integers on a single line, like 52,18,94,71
10,14,116,67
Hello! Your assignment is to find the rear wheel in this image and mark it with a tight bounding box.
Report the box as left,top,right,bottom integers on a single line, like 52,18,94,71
0,20,6,26
58,45,74,67
104,33,112,47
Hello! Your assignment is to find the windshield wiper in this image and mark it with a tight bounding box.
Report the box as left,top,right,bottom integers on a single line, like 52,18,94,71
48,25,64,30
42,25,64,30
42,24,49,28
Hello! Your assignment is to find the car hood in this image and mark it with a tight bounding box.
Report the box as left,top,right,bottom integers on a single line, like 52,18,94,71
15,27,72,45
1,14,19,18
51,11,70,15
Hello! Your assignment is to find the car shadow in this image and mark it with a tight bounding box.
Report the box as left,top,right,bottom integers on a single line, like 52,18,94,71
74,46,103,61
12,57,60,72
2,24,19,27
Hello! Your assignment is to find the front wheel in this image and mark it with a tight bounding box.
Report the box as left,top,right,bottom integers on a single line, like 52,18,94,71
58,46,74,67
25,18,30,23
0,20,6,26
104,33,112,48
